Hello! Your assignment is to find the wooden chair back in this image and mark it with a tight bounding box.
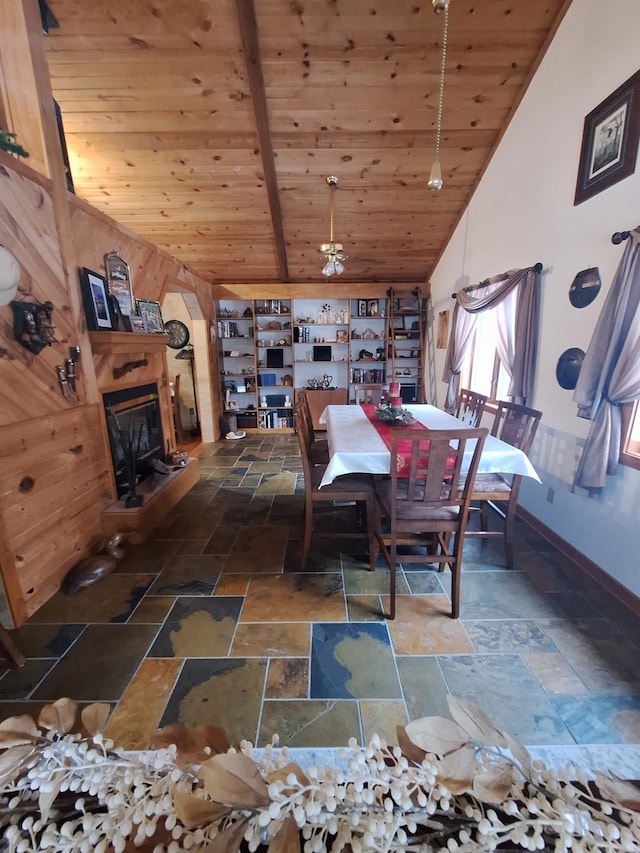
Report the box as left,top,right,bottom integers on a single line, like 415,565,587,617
455,388,488,427
388,428,487,521
491,400,542,454
375,426,488,619
353,384,383,405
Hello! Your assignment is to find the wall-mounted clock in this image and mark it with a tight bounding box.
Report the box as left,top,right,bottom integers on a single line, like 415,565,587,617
164,319,190,349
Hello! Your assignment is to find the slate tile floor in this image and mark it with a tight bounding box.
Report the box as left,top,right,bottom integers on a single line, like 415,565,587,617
1,434,639,754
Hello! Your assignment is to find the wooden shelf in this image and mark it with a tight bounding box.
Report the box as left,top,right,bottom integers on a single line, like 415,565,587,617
89,331,169,354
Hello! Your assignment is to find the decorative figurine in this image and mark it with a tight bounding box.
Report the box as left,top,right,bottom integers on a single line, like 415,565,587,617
62,533,126,595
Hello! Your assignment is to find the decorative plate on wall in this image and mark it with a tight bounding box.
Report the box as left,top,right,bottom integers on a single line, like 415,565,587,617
164,319,190,349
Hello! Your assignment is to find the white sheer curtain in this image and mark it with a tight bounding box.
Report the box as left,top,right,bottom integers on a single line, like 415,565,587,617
442,302,477,410
573,227,640,492
442,265,540,410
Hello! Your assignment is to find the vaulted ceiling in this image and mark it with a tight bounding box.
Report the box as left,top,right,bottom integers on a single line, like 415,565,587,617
44,0,570,285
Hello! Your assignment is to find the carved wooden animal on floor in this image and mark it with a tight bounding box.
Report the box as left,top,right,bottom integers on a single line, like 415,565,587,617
62,533,126,595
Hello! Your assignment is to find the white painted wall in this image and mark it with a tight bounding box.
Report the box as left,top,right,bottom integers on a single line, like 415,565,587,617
429,0,640,597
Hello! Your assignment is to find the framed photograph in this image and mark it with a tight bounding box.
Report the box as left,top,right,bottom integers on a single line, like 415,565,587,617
574,69,640,205
104,252,134,316
366,299,379,317
79,267,113,331
136,299,164,333
358,299,367,317
336,329,349,343
130,315,147,334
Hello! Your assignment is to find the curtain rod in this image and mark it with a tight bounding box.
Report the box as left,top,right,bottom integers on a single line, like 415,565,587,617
451,262,542,299
611,230,631,244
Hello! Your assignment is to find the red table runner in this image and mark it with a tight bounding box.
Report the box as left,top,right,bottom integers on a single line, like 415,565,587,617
361,404,430,476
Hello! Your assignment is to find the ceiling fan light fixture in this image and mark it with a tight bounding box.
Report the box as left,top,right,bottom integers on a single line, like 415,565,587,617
320,176,347,277
427,160,443,191
428,0,450,191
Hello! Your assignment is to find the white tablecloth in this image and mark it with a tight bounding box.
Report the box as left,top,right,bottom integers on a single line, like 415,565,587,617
318,404,541,488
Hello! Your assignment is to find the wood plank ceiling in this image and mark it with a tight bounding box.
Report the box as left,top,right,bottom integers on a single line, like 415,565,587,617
44,0,571,286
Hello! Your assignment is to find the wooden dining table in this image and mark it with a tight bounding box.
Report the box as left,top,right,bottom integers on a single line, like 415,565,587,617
318,404,541,489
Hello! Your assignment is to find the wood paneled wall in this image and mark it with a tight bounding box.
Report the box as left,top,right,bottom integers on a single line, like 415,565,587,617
0,154,217,626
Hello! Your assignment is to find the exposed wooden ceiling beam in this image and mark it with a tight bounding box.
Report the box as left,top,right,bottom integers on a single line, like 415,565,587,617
236,0,289,282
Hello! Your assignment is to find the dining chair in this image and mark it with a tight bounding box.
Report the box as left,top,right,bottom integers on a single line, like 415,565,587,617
374,427,487,619
454,388,488,427
465,400,542,569
294,408,378,572
296,389,330,464
353,384,384,405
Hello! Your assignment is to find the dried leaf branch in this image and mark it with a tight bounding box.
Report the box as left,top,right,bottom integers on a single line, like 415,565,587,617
0,696,637,852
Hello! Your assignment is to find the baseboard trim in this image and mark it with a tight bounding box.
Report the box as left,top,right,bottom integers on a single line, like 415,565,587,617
517,506,640,619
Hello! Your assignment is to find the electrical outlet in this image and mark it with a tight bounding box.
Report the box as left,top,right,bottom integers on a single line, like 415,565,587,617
547,487,555,504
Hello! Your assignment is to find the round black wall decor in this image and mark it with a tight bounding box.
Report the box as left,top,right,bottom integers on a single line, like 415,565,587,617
569,268,601,308
556,347,585,390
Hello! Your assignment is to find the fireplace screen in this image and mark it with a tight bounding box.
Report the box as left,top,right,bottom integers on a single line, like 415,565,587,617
103,384,164,498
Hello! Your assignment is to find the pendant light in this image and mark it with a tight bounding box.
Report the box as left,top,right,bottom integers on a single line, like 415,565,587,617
320,176,347,276
428,0,450,191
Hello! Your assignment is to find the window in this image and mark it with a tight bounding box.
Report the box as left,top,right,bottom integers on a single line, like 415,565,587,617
460,310,511,403
621,400,640,470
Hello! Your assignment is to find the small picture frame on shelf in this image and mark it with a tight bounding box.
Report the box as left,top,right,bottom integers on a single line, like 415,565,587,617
358,299,367,317
130,315,147,334
367,299,379,317
336,329,349,343
79,267,113,331
136,299,164,333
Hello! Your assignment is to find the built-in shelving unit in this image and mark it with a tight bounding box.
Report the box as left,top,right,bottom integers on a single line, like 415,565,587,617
215,294,424,431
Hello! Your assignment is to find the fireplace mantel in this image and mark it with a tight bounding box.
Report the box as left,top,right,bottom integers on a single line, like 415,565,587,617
89,331,169,355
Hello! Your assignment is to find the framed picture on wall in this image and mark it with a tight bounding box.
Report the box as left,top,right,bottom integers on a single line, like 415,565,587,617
358,299,367,317
79,267,113,331
574,69,640,205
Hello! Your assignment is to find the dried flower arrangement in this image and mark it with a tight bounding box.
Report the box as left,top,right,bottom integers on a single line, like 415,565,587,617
374,400,416,426
0,696,638,852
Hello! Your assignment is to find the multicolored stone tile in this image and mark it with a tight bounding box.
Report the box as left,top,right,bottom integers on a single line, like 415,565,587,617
523,652,589,694
224,525,288,574
404,572,446,595
241,574,346,622
128,596,176,623
360,699,408,745
346,595,385,622
342,566,409,596
439,571,562,620
385,596,475,655
258,699,361,747
265,658,309,698
396,656,450,721
146,554,224,595
160,658,267,745
310,623,401,699
149,596,242,658
105,658,182,749
214,575,250,596
438,654,574,746
465,620,557,654
31,624,159,702
231,622,310,657
549,694,640,744
28,574,156,624
0,659,56,700
537,618,640,695
9,624,85,658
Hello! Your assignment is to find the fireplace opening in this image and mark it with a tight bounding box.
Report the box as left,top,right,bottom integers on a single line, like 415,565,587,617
103,383,164,498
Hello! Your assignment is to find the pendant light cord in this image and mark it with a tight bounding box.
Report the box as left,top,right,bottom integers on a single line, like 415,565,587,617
433,4,449,164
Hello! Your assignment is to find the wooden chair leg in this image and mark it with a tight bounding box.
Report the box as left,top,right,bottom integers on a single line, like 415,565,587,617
300,501,313,570
504,499,516,569
389,539,397,620
0,625,25,669
366,495,378,572
450,536,463,619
